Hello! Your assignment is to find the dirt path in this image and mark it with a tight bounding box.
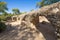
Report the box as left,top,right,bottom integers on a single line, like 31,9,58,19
0,21,45,40
0,21,57,40
0,16,57,40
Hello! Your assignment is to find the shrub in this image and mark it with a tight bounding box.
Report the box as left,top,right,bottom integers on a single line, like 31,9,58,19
0,15,6,21
0,22,6,32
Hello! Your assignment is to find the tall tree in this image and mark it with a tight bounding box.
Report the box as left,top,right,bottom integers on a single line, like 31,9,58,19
30,9,34,11
36,0,45,7
0,1,8,13
12,8,20,15
2,11,8,16
36,0,60,8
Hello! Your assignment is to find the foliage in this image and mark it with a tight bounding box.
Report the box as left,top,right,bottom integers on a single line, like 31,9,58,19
30,9,34,11
36,0,45,7
0,15,7,21
2,11,8,16
0,21,6,32
36,0,60,7
21,12,27,14
0,13,13,21
12,8,20,15
0,1,8,13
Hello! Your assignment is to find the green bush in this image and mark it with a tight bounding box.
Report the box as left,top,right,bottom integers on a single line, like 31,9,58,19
0,15,6,21
0,13,13,21
0,22,6,32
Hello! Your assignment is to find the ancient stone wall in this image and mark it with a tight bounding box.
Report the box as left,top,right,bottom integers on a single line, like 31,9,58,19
5,2,60,40
20,2,60,40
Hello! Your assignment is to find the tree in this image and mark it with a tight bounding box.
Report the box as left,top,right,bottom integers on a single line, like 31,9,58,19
36,0,45,7
12,8,20,15
2,11,8,16
0,1,8,13
36,0,60,8
30,9,34,11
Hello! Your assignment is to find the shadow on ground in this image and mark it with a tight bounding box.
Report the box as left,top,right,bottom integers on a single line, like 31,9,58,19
0,21,57,40
0,22,39,40
36,21,57,40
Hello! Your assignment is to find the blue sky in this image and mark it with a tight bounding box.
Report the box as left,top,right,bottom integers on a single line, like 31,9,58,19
3,0,41,13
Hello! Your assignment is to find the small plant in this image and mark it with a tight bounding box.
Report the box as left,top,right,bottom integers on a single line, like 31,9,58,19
0,22,6,32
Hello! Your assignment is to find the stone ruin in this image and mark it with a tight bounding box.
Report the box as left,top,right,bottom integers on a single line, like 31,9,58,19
6,15,21,22
4,1,60,40
19,1,60,40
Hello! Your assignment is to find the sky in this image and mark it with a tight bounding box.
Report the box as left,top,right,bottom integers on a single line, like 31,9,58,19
2,0,41,13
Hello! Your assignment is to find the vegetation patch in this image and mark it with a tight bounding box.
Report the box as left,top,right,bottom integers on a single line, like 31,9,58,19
0,21,6,33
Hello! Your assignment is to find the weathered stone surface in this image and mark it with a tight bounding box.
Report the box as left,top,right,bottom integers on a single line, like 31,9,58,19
21,1,60,40
1,1,60,40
